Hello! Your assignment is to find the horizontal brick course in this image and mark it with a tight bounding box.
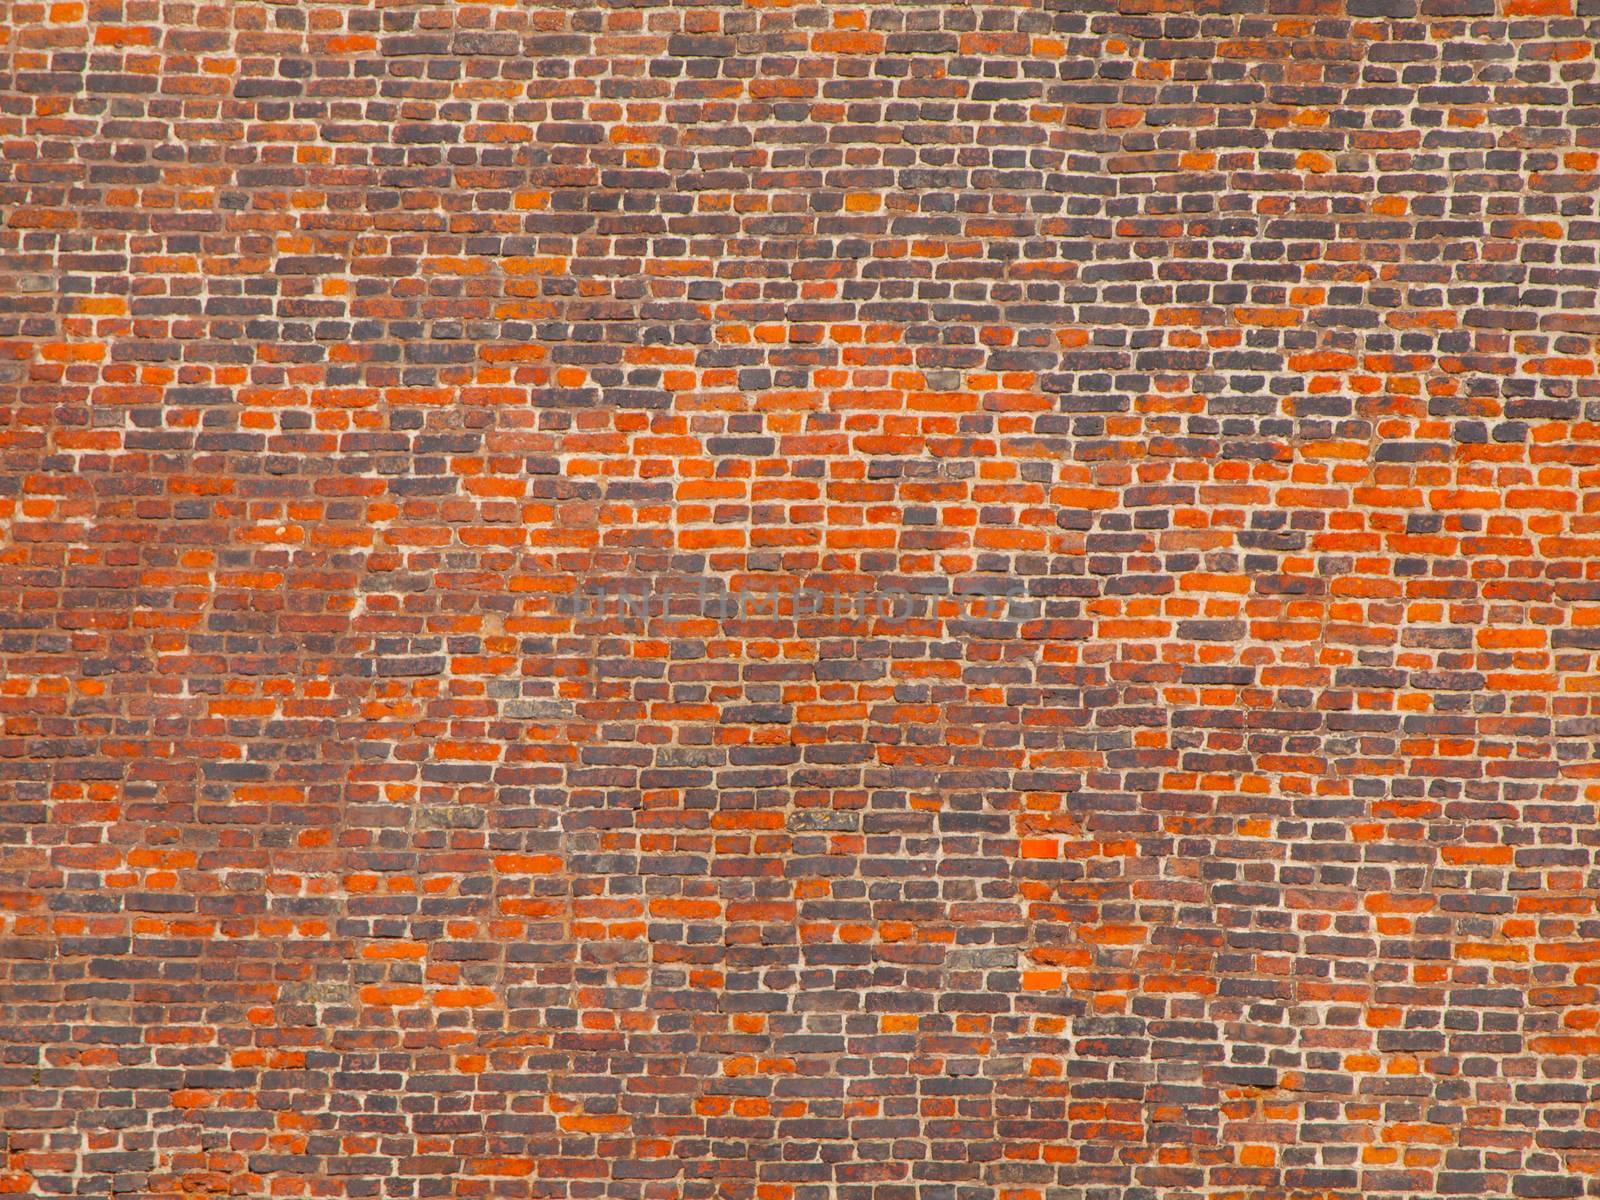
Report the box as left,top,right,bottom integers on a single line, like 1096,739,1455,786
3,1,1600,1198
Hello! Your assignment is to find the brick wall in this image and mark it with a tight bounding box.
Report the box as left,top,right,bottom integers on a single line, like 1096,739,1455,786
3,1,1600,1197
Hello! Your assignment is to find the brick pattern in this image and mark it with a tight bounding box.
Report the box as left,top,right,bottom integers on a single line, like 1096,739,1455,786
3,2,1600,1198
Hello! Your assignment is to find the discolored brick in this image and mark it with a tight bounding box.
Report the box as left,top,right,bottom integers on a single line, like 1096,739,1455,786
2,2,1600,1199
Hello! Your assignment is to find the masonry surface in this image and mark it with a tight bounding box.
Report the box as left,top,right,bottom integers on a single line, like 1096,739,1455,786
3,1,1600,1198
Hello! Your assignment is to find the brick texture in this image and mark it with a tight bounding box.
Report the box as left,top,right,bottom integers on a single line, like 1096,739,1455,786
3,2,1600,1198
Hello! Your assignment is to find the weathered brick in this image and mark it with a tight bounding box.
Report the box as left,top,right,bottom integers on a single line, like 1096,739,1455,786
1,4,1598,1198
